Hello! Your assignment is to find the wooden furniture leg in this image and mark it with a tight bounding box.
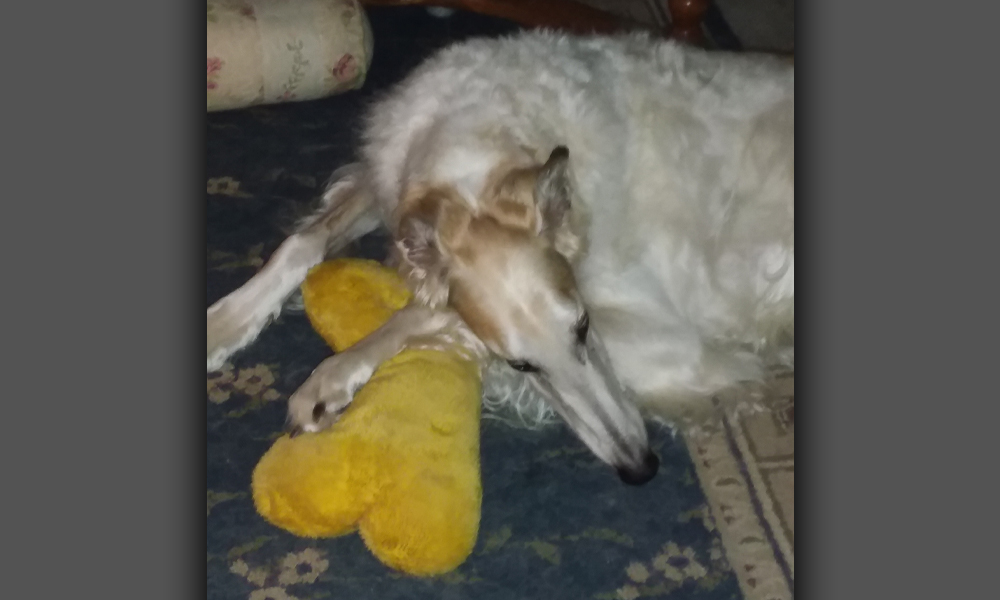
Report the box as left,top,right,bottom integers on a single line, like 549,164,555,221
666,0,709,46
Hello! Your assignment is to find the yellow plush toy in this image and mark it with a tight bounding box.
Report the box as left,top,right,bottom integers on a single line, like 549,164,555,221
251,259,483,576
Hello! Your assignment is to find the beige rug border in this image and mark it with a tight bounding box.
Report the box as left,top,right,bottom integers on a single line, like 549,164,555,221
684,378,794,600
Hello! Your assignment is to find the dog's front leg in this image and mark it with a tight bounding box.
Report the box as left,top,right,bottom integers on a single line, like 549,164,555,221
207,231,328,371
207,166,377,371
285,303,463,436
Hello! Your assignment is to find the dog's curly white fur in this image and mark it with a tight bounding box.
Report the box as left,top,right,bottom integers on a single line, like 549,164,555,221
207,32,793,484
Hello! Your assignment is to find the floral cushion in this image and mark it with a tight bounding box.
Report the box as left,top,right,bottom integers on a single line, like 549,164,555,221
207,0,373,112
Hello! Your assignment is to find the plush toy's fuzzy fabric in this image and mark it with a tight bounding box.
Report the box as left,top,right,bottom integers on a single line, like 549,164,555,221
252,259,483,576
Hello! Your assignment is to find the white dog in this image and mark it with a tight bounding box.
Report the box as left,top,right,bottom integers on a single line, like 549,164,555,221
207,32,794,485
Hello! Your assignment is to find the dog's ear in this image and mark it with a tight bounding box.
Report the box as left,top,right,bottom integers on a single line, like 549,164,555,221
482,165,540,232
535,146,582,260
395,187,470,307
536,146,571,220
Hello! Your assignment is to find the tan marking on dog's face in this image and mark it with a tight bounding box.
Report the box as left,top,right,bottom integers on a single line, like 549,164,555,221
447,274,506,352
394,157,652,477
401,159,579,358
442,213,651,475
443,214,580,357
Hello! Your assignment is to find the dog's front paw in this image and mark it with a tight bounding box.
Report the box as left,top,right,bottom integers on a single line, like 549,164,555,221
285,352,376,436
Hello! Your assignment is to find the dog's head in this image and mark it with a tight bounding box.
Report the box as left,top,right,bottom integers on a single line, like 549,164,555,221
394,147,658,485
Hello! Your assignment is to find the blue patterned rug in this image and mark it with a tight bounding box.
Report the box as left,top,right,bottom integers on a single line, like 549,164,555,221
207,7,745,600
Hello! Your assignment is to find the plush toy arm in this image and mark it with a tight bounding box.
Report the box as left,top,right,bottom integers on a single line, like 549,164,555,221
287,302,467,435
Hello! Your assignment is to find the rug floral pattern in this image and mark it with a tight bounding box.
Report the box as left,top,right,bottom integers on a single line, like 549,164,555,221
207,7,787,599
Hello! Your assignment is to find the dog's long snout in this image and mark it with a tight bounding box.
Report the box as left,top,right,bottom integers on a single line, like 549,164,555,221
617,450,660,486
530,330,659,484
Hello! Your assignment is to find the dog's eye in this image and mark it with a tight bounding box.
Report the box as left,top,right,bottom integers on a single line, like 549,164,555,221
508,360,540,373
312,402,326,421
575,313,590,345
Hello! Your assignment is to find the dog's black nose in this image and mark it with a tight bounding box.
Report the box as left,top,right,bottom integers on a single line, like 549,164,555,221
617,451,659,486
